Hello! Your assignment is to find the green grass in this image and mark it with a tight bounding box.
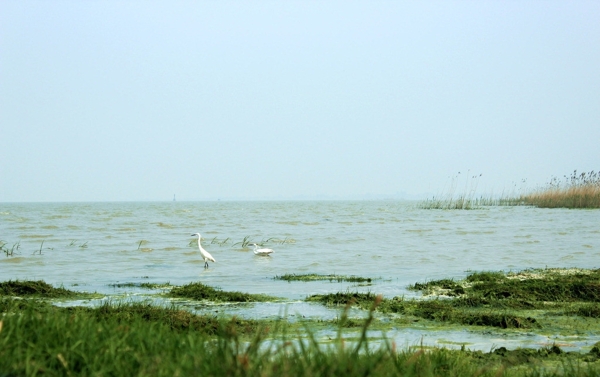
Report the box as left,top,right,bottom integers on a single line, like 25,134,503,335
169,282,279,302
0,280,88,299
307,268,600,330
275,273,373,283
1,297,600,376
109,282,171,289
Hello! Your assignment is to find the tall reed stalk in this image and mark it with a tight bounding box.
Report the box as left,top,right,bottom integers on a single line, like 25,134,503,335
420,171,484,209
518,170,600,209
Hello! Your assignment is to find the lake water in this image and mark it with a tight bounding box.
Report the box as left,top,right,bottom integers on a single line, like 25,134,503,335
2,201,599,351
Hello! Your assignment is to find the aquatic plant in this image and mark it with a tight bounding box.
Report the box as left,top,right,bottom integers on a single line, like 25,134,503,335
3,277,600,375
109,282,171,289
34,240,44,255
275,273,373,283
308,268,600,330
232,235,253,248
4,297,598,376
1,241,20,257
516,170,600,208
169,282,278,302
419,171,486,210
0,280,78,298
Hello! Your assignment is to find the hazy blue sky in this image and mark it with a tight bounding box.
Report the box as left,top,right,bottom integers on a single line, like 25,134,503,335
1,1,599,202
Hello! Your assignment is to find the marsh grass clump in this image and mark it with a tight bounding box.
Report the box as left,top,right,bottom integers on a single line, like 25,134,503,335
68,301,263,335
517,170,600,209
308,268,600,330
169,282,278,302
570,303,600,318
275,273,373,283
410,278,466,296
109,282,171,289
307,291,379,307
1,295,599,375
0,280,80,298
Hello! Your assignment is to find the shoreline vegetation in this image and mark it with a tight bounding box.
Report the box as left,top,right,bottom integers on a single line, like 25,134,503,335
2,268,600,375
274,273,374,283
420,170,600,209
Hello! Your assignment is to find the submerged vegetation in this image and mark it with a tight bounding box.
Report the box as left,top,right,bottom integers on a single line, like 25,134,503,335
275,273,373,283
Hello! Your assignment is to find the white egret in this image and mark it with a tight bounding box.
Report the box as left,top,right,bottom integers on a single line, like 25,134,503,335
252,243,274,256
191,233,216,268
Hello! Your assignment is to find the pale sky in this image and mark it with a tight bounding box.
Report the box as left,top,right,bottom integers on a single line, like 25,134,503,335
1,1,599,202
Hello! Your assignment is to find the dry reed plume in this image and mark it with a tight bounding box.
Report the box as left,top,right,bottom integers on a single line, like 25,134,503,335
519,170,600,209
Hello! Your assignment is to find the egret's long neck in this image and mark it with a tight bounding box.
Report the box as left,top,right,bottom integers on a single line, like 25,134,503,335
197,237,202,247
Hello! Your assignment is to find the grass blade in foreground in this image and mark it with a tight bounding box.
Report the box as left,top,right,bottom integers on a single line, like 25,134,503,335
2,297,599,376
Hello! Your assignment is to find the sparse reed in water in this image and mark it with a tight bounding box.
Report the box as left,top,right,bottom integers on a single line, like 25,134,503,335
1,241,21,257
420,171,486,209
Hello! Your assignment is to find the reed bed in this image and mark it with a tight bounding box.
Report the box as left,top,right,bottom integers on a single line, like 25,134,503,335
421,170,600,209
517,170,600,209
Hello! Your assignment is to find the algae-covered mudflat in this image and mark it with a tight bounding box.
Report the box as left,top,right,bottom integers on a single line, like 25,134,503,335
3,269,600,376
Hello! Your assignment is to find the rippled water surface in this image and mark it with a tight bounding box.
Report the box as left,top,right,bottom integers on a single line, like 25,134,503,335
2,201,600,350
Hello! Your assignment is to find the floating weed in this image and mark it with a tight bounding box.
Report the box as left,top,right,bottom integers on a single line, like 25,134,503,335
275,273,374,283
79,241,88,249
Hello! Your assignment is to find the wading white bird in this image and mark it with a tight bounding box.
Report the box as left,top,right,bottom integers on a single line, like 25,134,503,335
191,233,216,268
252,243,274,256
